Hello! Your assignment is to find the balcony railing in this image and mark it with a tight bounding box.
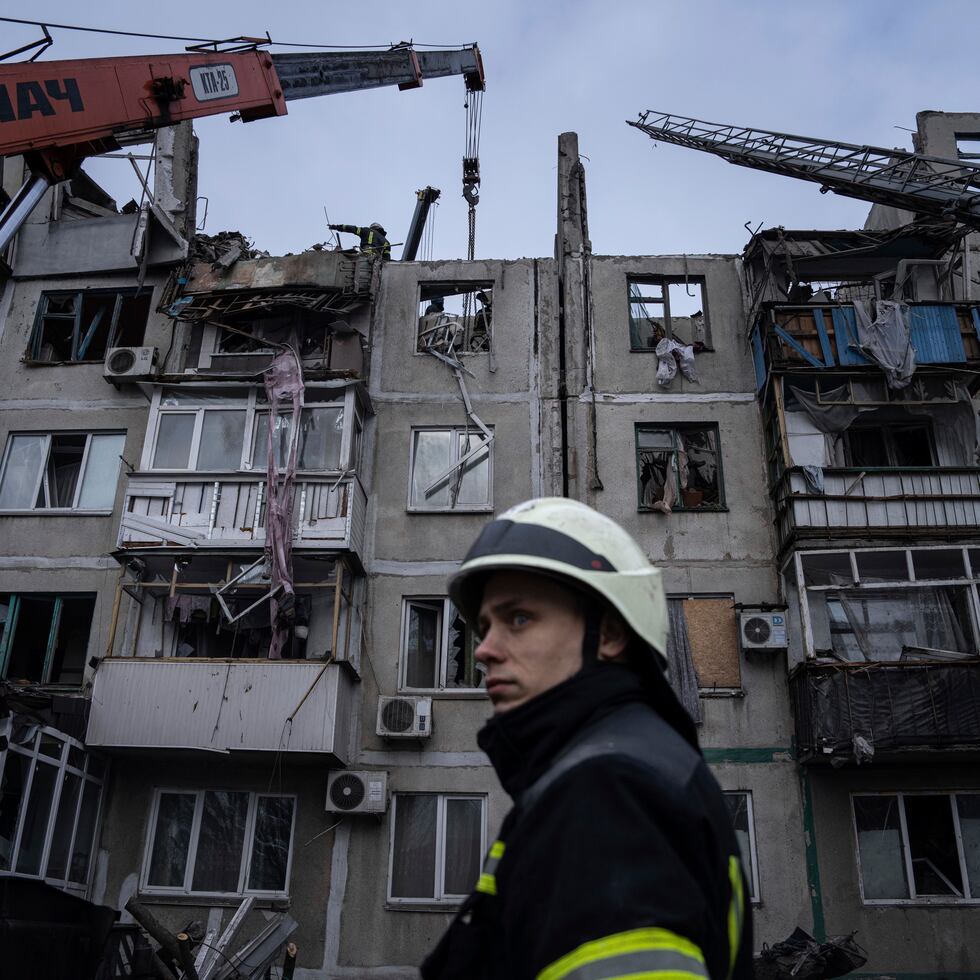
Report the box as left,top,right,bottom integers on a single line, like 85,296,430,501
751,303,980,385
790,659,980,763
775,467,980,545
86,658,355,761
118,473,367,557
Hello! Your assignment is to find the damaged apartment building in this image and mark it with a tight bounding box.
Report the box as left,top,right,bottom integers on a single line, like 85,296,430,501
0,110,979,979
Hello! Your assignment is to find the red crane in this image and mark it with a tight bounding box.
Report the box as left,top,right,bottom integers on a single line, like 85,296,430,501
0,41,485,249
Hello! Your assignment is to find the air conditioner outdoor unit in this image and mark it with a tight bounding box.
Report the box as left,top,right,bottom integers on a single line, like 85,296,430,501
326,770,388,815
104,346,157,380
739,611,788,651
377,696,432,739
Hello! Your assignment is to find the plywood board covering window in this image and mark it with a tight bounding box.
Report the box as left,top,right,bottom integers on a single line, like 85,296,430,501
682,597,740,689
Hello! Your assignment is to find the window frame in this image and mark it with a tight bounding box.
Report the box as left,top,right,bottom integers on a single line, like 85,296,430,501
724,791,760,903
0,721,107,896
398,596,486,694
627,275,710,352
386,792,487,907
842,421,936,468
635,422,726,513
415,280,494,358
27,288,151,364
139,788,297,899
787,545,980,661
0,592,96,686
142,387,360,475
851,790,980,905
0,431,126,514
407,425,494,513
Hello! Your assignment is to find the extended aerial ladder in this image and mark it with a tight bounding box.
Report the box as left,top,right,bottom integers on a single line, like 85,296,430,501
0,40,485,250
628,111,980,230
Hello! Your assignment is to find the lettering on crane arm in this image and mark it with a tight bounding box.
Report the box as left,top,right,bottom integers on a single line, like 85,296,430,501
0,79,84,123
189,64,239,102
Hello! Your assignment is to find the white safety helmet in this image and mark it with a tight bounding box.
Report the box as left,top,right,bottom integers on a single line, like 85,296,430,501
448,497,668,669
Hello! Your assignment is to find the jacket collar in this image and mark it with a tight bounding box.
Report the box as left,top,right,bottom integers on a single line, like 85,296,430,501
476,663,646,799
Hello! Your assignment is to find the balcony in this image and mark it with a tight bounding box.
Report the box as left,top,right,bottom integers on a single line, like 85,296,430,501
790,659,980,764
775,467,980,546
751,303,980,387
118,473,367,561
86,658,355,762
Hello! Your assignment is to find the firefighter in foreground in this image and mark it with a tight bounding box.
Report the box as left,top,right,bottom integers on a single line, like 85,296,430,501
421,497,753,980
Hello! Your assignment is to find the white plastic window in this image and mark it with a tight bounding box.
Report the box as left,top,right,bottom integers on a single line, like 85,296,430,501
408,427,492,511
0,722,106,895
400,598,485,692
0,432,125,511
142,789,296,896
388,793,486,904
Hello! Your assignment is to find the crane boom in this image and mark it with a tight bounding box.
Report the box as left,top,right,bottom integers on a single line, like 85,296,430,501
0,43,484,250
628,110,980,229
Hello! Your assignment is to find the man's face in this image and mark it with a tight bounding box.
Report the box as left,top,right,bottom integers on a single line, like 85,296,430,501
475,571,586,714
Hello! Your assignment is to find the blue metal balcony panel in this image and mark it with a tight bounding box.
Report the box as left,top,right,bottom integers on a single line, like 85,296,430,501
907,304,965,363
830,307,872,366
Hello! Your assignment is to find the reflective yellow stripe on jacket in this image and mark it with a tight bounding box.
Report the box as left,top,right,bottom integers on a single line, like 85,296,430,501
727,855,745,978
476,839,505,896
536,926,708,980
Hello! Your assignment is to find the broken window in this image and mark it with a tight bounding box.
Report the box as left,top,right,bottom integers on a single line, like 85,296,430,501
401,598,485,691
0,432,125,511
163,593,311,660
724,792,759,902
0,594,96,685
0,726,105,891
409,427,492,511
956,135,980,162
143,789,295,896
417,282,493,355
800,547,980,660
388,793,485,904
853,793,980,903
28,289,151,363
843,423,934,467
636,424,723,512
628,277,708,351
252,406,344,471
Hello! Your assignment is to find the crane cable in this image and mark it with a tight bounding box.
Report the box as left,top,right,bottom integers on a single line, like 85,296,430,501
463,88,483,262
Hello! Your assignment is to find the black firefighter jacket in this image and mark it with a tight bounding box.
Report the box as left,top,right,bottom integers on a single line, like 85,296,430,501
421,664,754,980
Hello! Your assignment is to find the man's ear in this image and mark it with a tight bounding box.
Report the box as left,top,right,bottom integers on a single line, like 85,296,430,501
597,611,629,662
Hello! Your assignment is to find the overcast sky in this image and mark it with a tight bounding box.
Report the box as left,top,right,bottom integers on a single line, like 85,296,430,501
5,1,980,260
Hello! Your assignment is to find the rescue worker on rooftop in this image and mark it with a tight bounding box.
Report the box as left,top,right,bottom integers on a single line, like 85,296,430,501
422,497,753,980
328,221,391,259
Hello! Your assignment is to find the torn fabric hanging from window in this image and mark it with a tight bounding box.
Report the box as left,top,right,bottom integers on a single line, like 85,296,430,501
655,338,699,388
852,300,916,389
666,600,702,724
263,352,305,660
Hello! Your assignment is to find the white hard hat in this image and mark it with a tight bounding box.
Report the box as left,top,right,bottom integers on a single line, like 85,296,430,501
448,497,668,668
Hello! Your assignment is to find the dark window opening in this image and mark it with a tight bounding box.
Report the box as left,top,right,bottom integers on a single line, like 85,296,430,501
29,290,151,363
417,282,493,355
636,424,723,512
904,795,963,897
170,594,310,660
0,593,96,685
628,277,709,350
844,423,934,468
